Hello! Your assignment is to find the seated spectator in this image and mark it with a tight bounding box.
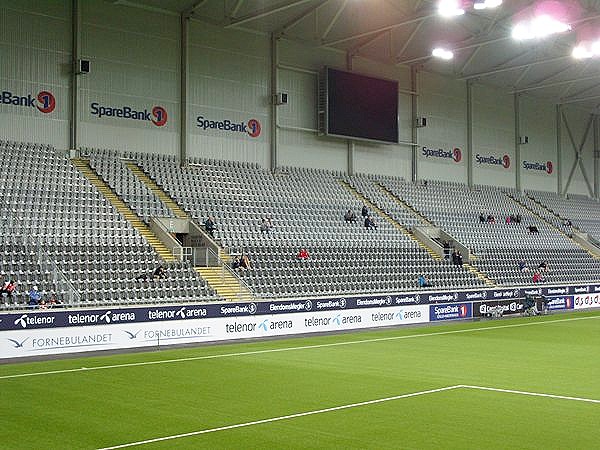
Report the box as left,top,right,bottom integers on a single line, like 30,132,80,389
1,278,16,303
364,215,378,230
232,256,242,270
487,215,495,223
260,217,273,233
515,214,522,224
361,205,368,217
344,209,357,223
39,299,48,310
418,274,432,288
479,214,486,223
28,285,41,307
452,250,463,266
240,254,251,271
510,214,516,223
204,215,216,238
532,271,542,283
505,216,511,224
48,293,62,308
297,248,309,260
153,265,167,279
538,261,549,272
518,260,529,272
527,225,539,234
135,272,149,281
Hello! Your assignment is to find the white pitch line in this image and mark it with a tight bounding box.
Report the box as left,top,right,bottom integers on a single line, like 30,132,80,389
96,385,463,450
462,385,600,404
1,313,599,380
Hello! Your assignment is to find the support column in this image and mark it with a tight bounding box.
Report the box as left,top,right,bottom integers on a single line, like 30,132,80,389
556,104,562,196
410,65,418,183
70,0,81,152
594,114,599,198
466,80,473,189
270,33,279,173
180,13,190,167
514,93,521,192
346,52,354,176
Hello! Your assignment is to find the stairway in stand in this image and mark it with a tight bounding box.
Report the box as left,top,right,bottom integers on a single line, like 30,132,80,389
125,162,189,219
195,267,253,301
72,158,175,262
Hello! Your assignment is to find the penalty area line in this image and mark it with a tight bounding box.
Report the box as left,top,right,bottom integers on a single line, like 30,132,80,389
96,385,462,450
97,384,600,449
1,313,599,380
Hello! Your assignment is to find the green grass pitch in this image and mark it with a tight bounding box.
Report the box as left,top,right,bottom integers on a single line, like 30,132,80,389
2,311,600,449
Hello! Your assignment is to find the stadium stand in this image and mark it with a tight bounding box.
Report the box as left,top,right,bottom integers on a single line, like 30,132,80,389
3,140,600,308
0,140,218,308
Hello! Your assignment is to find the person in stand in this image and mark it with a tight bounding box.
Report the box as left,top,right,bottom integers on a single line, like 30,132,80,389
527,225,539,234
344,209,357,223
240,254,251,271
479,214,486,223
538,261,549,272
232,256,242,270
487,215,495,223
361,205,368,218
28,285,41,307
204,216,216,238
532,271,542,283
452,250,463,266
260,217,273,233
515,214,522,224
297,248,309,260
1,278,16,304
418,274,432,288
365,215,378,230
518,260,529,272
505,216,511,224
153,265,167,279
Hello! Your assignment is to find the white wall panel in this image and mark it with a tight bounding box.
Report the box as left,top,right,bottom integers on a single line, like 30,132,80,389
79,0,179,156
417,71,467,183
0,1,70,148
472,84,515,188
519,96,557,192
187,22,269,166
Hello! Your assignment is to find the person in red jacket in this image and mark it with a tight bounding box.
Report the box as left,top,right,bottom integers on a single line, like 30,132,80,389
297,248,309,260
532,271,542,283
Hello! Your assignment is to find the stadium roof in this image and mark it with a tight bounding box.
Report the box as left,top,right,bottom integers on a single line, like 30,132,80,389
113,0,600,112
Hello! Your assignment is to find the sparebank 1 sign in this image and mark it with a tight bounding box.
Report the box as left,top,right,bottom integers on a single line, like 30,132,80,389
475,153,511,169
1,89,56,114
523,160,553,174
196,115,262,139
89,102,168,127
421,146,462,163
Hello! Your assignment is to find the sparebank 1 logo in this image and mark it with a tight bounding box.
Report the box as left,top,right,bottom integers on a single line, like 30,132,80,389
453,148,462,162
458,304,469,318
90,102,168,127
502,154,511,168
196,115,262,138
1,90,56,114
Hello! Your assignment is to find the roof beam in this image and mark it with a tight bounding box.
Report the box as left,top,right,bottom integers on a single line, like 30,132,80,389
321,0,348,40
394,20,425,60
460,54,571,80
321,9,435,47
278,0,330,34
230,0,245,18
183,0,209,17
512,72,600,94
225,0,315,28
560,94,600,105
563,81,600,100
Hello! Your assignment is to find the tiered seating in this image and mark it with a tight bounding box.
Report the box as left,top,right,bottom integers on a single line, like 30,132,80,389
0,140,218,307
89,150,173,223
138,156,485,297
381,178,600,286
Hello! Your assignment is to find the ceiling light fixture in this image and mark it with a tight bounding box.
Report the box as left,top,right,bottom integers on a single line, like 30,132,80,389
473,0,502,10
512,15,571,41
438,0,465,17
432,47,454,60
572,40,600,59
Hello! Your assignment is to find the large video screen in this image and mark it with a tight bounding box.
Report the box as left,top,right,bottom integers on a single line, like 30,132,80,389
326,68,399,144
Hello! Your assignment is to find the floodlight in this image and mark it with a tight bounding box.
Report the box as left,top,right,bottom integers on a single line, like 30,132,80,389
512,15,571,40
438,0,465,17
432,47,454,60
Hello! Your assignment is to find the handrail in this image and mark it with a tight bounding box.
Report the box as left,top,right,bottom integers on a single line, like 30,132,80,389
205,247,256,300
